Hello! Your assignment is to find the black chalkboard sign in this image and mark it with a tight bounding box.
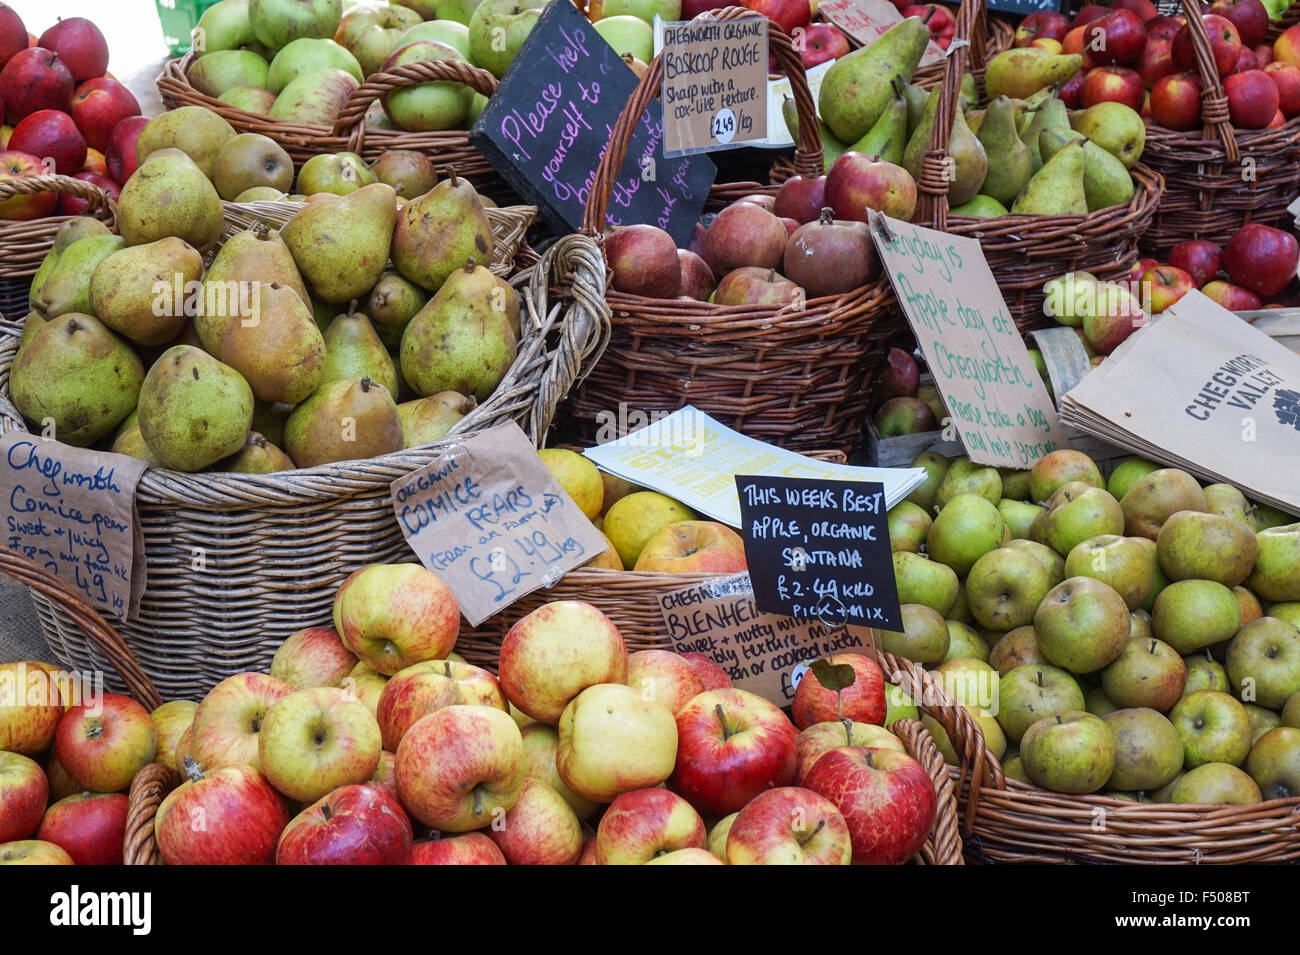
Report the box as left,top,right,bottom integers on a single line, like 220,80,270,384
735,476,903,630
469,0,717,245
987,0,1067,17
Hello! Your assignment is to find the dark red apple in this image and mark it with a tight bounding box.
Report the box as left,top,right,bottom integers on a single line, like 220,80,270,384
1111,0,1158,23
1081,66,1145,110
1146,16,1185,44
782,209,877,298
742,0,810,37
797,23,849,69
0,149,55,219
1137,35,1177,88
0,47,74,124
878,346,920,400
1224,223,1299,296
1232,46,1257,73
58,170,119,216
1267,108,1286,126
276,784,413,865
1255,43,1273,67
1151,70,1203,130
8,109,86,174
874,396,937,436
36,792,129,865
902,4,955,49
1173,15,1242,78
780,215,800,237
104,113,146,184
154,764,289,866
1082,10,1148,68
37,18,108,83
1072,5,1111,28
772,173,827,224
1265,61,1300,116
677,248,717,301
1060,68,1088,109
1168,239,1224,287
605,223,681,298
69,76,140,153
1015,10,1071,46
1225,69,1280,127
0,2,25,68
1209,0,1269,48
705,201,788,274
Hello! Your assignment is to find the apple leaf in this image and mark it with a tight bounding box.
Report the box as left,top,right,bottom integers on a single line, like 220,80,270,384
811,659,856,693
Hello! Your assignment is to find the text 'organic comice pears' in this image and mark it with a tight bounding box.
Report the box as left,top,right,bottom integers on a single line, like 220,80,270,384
282,183,397,304
137,345,254,472
819,16,932,145
393,169,493,292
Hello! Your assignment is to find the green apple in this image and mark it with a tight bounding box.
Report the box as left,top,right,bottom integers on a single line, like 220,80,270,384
887,500,931,554
927,493,1006,577
1131,536,1167,612
946,584,972,624
592,15,654,64
1041,271,1099,328
931,658,999,713
397,19,473,58
1243,703,1281,744
268,38,363,93
942,621,990,663
883,682,919,726
879,604,950,665
1182,654,1230,697
296,151,378,195
998,498,1043,541
1038,484,1124,557
1245,726,1300,799
1156,511,1258,588
1151,579,1241,655
1001,753,1029,782
1119,468,1206,540
996,664,1084,743
1085,686,1118,717
1028,449,1103,503
989,627,1046,677
257,686,382,803
337,2,424,76
1033,577,1131,674
905,451,950,513
468,0,546,79
189,49,271,98
1063,534,1153,611
1202,483,1257,531
1101,636,1185,712
1247,524,1300,602
1169,690,1252,768
1285,692,1300,728
998,467,1032,502
250,0,343,53
1226,616,1300,711
1106,457,1159,501
934,458,1002,508
1150,770,1185,802
194,0,256,54
556,683,677,803
1169,762,1261,805
1020,710,1115,794
1270,603,1300,629
382,40,474,131
1004,539,1065,586
219,85,278,113
1103,707,1183,792
590,0,682,23
965,547,1053,632
892,551,959,616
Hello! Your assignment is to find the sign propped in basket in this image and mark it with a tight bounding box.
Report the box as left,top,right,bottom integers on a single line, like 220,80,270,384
818,0,946,65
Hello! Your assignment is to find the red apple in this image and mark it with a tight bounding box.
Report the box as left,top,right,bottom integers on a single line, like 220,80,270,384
190,672,294,773
0,47,74,124
81,146,106,175
410,832,506,864
874,396,938,436
902,5,955,49
277,784,413,865
773,173,827,225
704,201,788,274
104,113,146,184
45,752,79,802
1173,15,1242,78
741,0,810,37
57,170,118,215
681,652,733,691
594,787,707,864
155,763,289,865
1255,43,1274,67
1232,46,1257,73
68,76,139,153
484,778,582,865
1060,68,1088,109
55,693,157,793
802,746,937,864
633,520,748,574
1063,25,1088,55
1072,5,1111,28
682,0,726,16
1081,66,1145,110
1224,223,1300,295
8,109,85,175
1267,107,1286,126
1209,0,1269,48
1015,11,1070,46
626,650,706,715
1201,279,1263,310
797,23,849,69
877,346,919,400
368,750,399,804
606,223,681,298
1129,256,1160,285
1151,70,1204,130
677,248,716,301
1276,23,1300,66
1168,239,1224,287
1082,10,1148,68
37,18,107,83
270,626,358,690
1139,265,1196,313
0,660,63,751
791,653,886,729
1111,0,1158,23
824,152,917,223
724,785,853,864
1265,61,1300,116
35,792,128,865
0,3,25,68
1137,35,1177,88
376,659,506,752
1146,16,1185,44
0,751,46,843
671,687,798,816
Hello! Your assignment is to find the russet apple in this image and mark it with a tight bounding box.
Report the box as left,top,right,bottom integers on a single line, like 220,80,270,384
377,659,506,751
594,788,707,864
1120,468,1207,539
989,626,1047,677
1245,726,1300,799
1247,524,1300,601
270,626,358,689
1020,710,1115,793
55,693,157,793
1157,510,1258,586
878,603,950,665
965,546,1054,632
725,786,852,865
791,653,885,729
1029,450,1103,503
997,663,1086,742
332,563,461,675
1102,707,1183,791
1170,762,1261,804
1170,689,1252,767
190,672,294,773
486,779,583,865
1063,534,1154,610
927,493,1006,577
258,686,383,803
1226,617,1300,710
155,763,289,865
893,551,960,616
557,683,677,802
888,500,932,553
1102,636,1186,711
0,752,46,844
1151,579,1241,654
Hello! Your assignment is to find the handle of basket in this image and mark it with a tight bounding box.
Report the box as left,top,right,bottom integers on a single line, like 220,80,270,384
521,233,612,441
954,0,989,73
0,174,117,221
330,59,500,157
913,6,972,231
1180,0,1239,162
581,6,820,235
0,546,163,710
125,762,180,865
890,716,964,865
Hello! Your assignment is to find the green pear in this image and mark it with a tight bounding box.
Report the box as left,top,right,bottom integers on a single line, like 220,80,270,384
1072,101,1146,169
398,391,475,448
284,376,404,468
197,224,310,355
819,16,932,144
16,310,47,355
135,105,237,180
251,400,294,448
118,148,225,249
847,80,909,164
221,282,327,404
137,346,254,472
215,432,297,473
976,96,1034,207
33,234,125,318
985,48,1084,101
392,170,492,292
53,217,112,254
1039,130,1134,211
319,309,400,397
1022,97,1070,171
282,183,397,303
902,86,987,205
367,270,428,349
1013,141,1088,215
110,422,162,466
899,80,928,136
90,238,204,346
10,314,144,446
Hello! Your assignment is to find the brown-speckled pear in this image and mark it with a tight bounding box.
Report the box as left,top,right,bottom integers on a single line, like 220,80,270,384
282,182,397,304
392,169,492,292
53,216,112,253
134,105,236,180
283,376,404,468
118,148,225,249
367,270,428,350
90,238,204,346
400,259,517,400
220,282,326,405
110,423,162,466
35,234,126,318
137,345,254,472
10,313,144,447
17,310,47,354
319,309,400,397
398,391,475,448
216,432,297,473
196,225,310,355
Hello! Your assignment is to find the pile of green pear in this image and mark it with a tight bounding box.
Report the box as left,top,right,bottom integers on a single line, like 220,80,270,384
187,0,550,132
880,448,1300,806
793,16,1144,217
10,107,519,475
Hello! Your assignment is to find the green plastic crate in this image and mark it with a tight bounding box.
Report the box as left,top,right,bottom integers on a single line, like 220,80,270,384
155,0,222,57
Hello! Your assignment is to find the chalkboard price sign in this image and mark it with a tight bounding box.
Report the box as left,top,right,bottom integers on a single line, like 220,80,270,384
735,475,902,630
986,0,1066,17
469,0,716,244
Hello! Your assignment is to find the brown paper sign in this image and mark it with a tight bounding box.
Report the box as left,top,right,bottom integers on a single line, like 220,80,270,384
0,433,147,622
1061,290,1300,514
658,572,877,706
661,15,768,157
390,421,611,626
817,0,946,66
871,213,1072,468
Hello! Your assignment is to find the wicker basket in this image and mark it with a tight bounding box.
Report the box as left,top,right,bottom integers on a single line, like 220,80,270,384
557,7,901,456
1140,0,1300,259
0,230,611,701
913,0,1164,333
157,55,504,188
0,175,117,321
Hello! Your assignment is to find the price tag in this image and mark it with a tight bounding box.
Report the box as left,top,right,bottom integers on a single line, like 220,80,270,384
389,422,611,626
818,0,946,66
660,15,768,157
0,433,147,622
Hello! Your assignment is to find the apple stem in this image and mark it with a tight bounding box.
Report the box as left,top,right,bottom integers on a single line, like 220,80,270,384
841,716,852,746
819,207,834,225
1055,714,1062,724
472,786,484,817
865,751,875,769
1037,671,1044,688
254,222,270,239
321,803,333,822
715,703,733,741
798,818,826,845
182,755,204,784
1149,640,1158,655
464,257,476,273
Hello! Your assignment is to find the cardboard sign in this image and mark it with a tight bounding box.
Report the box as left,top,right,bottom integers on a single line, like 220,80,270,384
582,406,926,525
735,475,903,628
818,0,945,66
1061,290,1300,514
658,572,876,705
390,422,610,626
870,213,1071,468
1030,326,1094,406
469,0,716,245
659,16,768,157
0,433,146,622
762,59,833,148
